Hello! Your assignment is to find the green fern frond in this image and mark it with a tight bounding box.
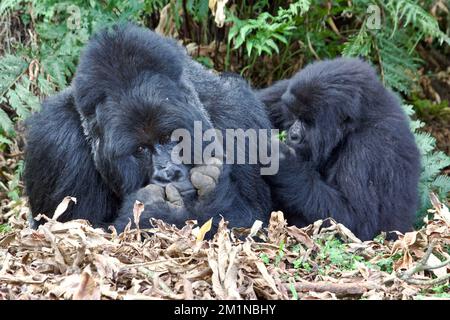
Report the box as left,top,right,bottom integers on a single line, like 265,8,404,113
375,34,421,94
0,0,21,16
0,54,31,134
432,175,450,197
342,25,372,58
404,104,450,217
0,54,28,97
228,0,311,57
386,0,450,45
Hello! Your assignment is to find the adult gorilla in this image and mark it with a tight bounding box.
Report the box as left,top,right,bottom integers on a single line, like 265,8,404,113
24,23,272,232
257,58,421,240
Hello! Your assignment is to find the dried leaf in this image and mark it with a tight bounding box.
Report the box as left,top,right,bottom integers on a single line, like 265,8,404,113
209,0,229,27
133,200,144,226
268,211,286,244
53,196,77,221
196,218,213,242
286,226,315,249
248,220,263,238
73,268,101,300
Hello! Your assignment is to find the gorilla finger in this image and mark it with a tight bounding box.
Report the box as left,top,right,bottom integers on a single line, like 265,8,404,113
191,171,216,197
165,183,184,207
279,141,296,160
190,165,221,183
137,184,165,204
204,157,223,169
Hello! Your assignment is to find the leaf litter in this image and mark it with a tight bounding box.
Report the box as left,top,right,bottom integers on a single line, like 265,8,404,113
0,194,449,300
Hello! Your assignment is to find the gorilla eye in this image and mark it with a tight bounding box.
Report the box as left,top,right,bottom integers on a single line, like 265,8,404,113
135,145,149,155
160,134,171,144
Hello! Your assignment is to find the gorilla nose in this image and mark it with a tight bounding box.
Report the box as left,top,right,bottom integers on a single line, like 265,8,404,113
288,131,301,144
152,166,183,185
288,121,304,144
165,166,182,181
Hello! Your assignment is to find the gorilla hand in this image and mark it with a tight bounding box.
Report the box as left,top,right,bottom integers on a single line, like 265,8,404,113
115,183,193,232
165,179,196,207
136,180,197,209
190,158,223,198
278,140,297,161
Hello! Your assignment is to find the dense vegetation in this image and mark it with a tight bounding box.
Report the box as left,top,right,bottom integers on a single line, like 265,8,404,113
0,0,449,222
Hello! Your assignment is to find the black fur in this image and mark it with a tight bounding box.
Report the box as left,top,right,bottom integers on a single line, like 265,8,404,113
24,23,272,232
257,57,421,240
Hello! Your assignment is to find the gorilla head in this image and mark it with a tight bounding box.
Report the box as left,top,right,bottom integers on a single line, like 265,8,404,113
279,60,367,165
72,24,211,199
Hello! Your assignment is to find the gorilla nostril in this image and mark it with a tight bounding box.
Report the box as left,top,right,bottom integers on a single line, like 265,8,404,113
152,166,184,186
166,167,183,181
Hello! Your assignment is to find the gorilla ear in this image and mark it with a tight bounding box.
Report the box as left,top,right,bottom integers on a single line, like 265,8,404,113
281,91,298,107
286,79,322,109
283,82,319,121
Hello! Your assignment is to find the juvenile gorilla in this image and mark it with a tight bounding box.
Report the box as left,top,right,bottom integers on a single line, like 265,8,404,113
257,58,421,240
24,23,272,232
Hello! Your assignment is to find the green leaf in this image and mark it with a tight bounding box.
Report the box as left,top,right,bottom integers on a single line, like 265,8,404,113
265,39,279,54
0,108,14,133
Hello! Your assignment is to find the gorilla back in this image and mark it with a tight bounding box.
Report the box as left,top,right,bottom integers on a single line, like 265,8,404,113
257,58,421,240
24,23,272,231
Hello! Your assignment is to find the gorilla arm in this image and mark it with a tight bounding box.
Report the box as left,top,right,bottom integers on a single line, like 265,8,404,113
24,89,120,227
269,142,381,240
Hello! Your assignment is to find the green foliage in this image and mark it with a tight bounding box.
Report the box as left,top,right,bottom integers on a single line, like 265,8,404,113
259,253,270,265
184,0,210,23
0,224,12,234
226,0,448,90
0,160,24,201
0,54,33,137
386,0,450,45
412,97,449,117
277,130,287,142
289,282,299,300
293,259,312,272
431,284,450,295
274,240,286,266
402,105,450,219
259,241,286,267
228,1,310,57
374,252,402,273
316,236,364,271
195,56,214,69
341,0,449,95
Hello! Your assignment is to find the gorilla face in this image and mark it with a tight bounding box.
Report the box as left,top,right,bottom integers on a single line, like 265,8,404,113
281,79,361,165
151,143,190,186
86,74,203,198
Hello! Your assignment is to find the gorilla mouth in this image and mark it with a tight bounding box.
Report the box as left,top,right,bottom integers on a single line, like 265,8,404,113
151,170,184,186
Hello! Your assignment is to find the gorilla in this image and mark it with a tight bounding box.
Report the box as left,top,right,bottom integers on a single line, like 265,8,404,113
257,57,421,240
24,23,273,233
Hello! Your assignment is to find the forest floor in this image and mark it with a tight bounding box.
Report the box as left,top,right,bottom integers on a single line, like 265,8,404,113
0,194,449,300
